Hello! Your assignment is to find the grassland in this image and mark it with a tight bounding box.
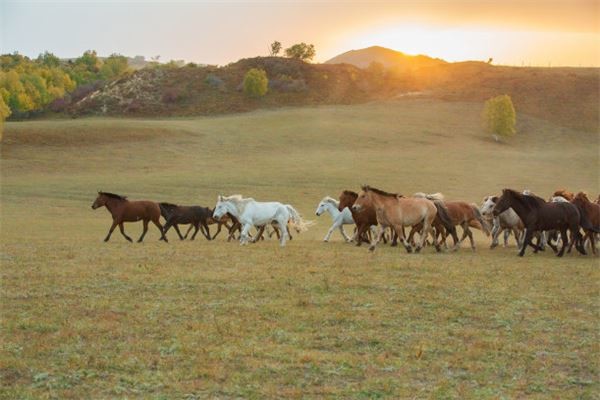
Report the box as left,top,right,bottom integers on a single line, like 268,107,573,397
1,99,599,398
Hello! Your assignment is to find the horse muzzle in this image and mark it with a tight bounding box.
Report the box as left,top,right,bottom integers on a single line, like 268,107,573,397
351,205,361,212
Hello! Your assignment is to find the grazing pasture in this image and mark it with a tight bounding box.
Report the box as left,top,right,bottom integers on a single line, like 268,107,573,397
1,99,598,398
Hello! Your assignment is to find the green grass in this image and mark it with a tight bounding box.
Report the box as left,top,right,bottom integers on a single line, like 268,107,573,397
1,99,598,399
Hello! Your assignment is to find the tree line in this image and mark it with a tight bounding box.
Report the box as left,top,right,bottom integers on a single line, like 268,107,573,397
0,50,130,120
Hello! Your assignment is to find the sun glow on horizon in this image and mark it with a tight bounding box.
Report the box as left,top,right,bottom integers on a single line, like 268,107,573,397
336,23,600,67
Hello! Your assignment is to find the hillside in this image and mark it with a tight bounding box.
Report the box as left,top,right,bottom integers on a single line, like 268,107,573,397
325,45,446,70
69,53,599,133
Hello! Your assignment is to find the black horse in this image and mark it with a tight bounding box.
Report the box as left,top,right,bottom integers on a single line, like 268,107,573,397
159,203,212,241
492,189,588,257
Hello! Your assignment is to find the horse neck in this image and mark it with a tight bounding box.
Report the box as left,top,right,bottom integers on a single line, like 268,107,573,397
105,197,124,215
504,195,530,221
223,201,241,218
366,192,386,209
325,202,340,218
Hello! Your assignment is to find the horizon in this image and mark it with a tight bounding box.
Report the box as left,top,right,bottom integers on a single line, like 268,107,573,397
2,0,599,68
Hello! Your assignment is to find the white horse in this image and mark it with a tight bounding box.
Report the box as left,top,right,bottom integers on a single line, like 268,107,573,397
212,195,311,246
480,195,524,248
315,196,354,242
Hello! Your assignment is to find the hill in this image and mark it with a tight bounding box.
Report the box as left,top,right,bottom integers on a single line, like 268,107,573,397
325,45,446,70
68,54,599,133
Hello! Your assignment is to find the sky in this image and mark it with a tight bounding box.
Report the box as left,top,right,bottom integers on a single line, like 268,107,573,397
1,0,599,67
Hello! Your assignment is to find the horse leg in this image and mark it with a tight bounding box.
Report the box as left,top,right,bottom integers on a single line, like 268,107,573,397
355,224,367,247
152,219,168,242
277,219,288,247
490,221,500,248
104,221,118,242
464,224,475,251
200,222,211,240
183,224,194,239
138,220,149,242
368,225,386,252
117,223,133,242
519,229,534,257
572,229,586,255
239,224,252,245
323,221,337,242
251,225,266,243
172,224,185,240
556,229,568,257
339,225,352,242
190,223,201,240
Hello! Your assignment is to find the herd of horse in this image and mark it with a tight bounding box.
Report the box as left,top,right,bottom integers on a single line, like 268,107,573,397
91,187,600,257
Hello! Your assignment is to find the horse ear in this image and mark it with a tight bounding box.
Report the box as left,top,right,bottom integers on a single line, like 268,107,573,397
361,184,368,191
217,195,222,201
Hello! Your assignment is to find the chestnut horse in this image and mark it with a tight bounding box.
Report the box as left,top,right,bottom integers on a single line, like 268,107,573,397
207,213,242,241
492,189,586,257
571,192,600,255
338,190,380,246
92,192,167,242
352,186,440,253
441,201,490,250
553,189,575,201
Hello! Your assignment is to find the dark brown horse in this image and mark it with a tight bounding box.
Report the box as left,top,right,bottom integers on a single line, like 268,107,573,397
92,192,167,242
492,189,586,257
207,213,242,241
571,192,600,255
339,190,380,246
159,203,212,241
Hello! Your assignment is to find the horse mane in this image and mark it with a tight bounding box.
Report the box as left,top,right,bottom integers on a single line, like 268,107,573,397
320,196,339,207
554,189,574,200
362,185,400,198
159,202,178,209
505,188,545,210
574,192,590,203
220,194,254,214
99,191,127,200
342,190,358,198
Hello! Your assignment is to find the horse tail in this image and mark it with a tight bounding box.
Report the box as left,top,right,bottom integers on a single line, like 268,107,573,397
471,204,491,236
285,205,314,233
576,204,600,233
414,192,445,201
433,201,455,234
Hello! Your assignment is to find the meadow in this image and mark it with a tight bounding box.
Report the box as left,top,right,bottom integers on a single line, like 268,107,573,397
1,99,598,398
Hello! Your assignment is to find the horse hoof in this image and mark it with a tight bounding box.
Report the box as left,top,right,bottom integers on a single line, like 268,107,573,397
368,246,375,252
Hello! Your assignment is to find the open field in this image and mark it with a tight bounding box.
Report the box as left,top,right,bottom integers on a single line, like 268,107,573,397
1,99,599,398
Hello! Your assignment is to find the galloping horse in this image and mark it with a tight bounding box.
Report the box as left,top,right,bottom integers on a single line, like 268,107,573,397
212,195,311,246
338,190,381,245
352,186,440,253
159,203,212,241
571,192,600,255
492,189,587,257
207,213,242,241
553,189,575,201
92,192,167,243
480,195,524,248
315,196,354,242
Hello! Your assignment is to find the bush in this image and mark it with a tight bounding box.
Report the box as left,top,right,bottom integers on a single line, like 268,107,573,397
483,94,516,142
243,68,268,98
204,74,225,90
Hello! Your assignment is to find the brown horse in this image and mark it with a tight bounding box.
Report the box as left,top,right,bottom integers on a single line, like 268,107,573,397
206,213,242,241
571,192,600,255
352,186,440,253
92,192,167,242
492,189,587,257
159,203,212,241
338,190,379,246
440,202,490,250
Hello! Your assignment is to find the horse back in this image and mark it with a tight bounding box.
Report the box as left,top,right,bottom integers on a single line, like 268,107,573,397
121,200,161,222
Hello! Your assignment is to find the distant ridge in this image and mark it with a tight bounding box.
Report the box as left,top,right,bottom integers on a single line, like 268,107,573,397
325,46,446,70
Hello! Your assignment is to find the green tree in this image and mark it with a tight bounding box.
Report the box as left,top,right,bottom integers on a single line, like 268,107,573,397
100,53,130,79
284,43,316,62
483,94,516,142
243,68,268,98
36,51,60,68
269,41,282,56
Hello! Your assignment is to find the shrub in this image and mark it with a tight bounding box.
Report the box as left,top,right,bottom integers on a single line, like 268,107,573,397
483,94,516,142
243,68,268,98
204,74,225,90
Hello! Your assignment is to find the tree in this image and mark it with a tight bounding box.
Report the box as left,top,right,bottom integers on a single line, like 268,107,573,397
269,41,282,56
284,43,316,62
100,53,130,79
37,51,60,68
243,68,268,98
483,94,516,142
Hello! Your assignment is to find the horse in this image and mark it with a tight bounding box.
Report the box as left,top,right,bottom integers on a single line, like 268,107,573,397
159,203,212,241
315,196,354,242
411,193,480,250
480,195,524,248
91,192,167,243
206,213,242,241
212,195,311,246
352,186,441,253
571,192,600,255
553,189,575,201
338,190,382,246
492,189,587,257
